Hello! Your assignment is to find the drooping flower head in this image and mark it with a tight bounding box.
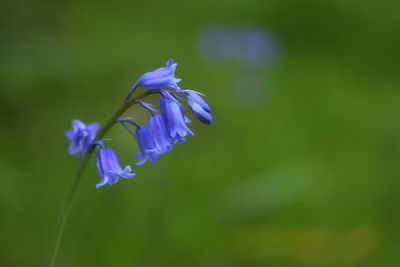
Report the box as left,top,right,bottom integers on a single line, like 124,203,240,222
137,58,181,90
125,59,182,101
65,120,100,157
134,126,159,165
159,92,194,143
184,90,213,124
96,147,135,189
148,114,174,154
66,58,213,191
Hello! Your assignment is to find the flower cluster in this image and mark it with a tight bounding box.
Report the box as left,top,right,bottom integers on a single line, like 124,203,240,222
65,59,213,188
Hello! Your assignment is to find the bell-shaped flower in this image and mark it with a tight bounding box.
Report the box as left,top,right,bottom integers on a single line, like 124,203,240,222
148,114,174,154
137,58,181,90
96,147,135,189
159,94,194,143
65,120,100,157
125,59,182,101
184,90,213,124
134,126,159,165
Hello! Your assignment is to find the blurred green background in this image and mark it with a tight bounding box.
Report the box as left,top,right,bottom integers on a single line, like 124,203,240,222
1,0,400,266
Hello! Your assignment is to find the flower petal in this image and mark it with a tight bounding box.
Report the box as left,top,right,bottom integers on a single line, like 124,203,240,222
119,166,136,179
87,122,100,133
68,143,80,155
65,130,75,140
72,120,86,131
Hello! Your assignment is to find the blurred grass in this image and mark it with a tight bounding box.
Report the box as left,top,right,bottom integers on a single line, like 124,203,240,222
1,0,400,266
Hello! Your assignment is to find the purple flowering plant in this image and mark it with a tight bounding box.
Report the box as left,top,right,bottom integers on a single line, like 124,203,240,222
49,59,213,267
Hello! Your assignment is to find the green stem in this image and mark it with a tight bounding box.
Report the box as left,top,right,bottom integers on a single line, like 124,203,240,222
48,153,90,267
48,90,158,267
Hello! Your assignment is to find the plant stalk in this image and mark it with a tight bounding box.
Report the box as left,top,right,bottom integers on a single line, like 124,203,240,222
48,90,158,267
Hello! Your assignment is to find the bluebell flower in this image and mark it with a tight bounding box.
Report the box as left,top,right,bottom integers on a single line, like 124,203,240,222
137,58,181,90
65,120,100,157
134,126,159,165
159,94,194,143
96,147,135,189
125,59,182,101
148,114,174,154
184,90,213,124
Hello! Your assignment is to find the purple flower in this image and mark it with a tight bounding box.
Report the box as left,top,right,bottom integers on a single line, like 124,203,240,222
137,58,181,90
134,126,159,165
125,59,182,101
148,114,174,154
184,90,213,124
65,120,100,157
96,147,135,189
159,94,194,143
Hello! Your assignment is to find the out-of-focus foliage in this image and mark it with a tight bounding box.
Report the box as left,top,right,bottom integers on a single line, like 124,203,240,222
1,0,399,266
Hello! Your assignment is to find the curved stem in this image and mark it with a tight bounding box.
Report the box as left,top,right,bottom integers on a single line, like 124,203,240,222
48,90,159,267
48,154,90,267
